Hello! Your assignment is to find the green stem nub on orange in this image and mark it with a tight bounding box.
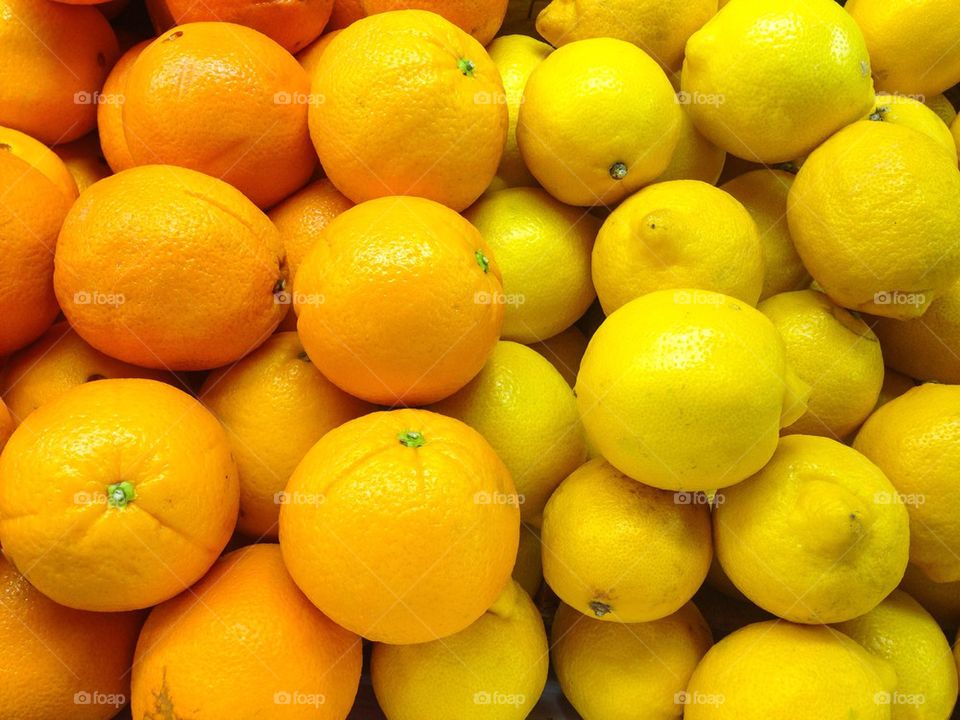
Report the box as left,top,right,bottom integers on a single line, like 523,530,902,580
398,430,426,448
475,250,490,273
609,162,628,180
457,58,476,77
107,481,136,508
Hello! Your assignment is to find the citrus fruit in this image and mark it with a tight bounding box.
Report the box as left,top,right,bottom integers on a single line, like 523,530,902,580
96,39,147,173
51,132,110,193
0,378,239,611
486,34,552,189
512,524,543,597
551,601,712,720
926,94,957,126
0,126,78,200
294,196,503,406
834,589,958,720
576,289,809,491
681,0,875,163
527,325,589,387
0,0,119,144
655,102,726,184
371,580,548,720
0,400,12,453
854,384,960,583
463,188,598,342
715,434,910,623
279,409,520,644
430,341,586,525
309,10,507,212
297,29,341,76
518,37,681,206
355,0,509,46
541,458,713,622
759,289,884,438
327,0,363,29
0,552,143,720
536,0,716,73
684,621,895,720
866,94,958,162
900,564,960,633
787,121,960,318
200,332,373,538
131,544,362,720
847,0,960,97
118,22,315,208
54,165,287,371
720,169,810,300
592,180,764,314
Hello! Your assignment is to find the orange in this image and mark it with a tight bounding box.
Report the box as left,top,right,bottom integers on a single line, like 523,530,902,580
146,0,334,53
0,552,143,720
295,196,504,405
54,165,287,371
309,10,508,212
0,322,172,424
355,0,508,45
327,0,364,29
280,409,520,644
0,152,71,356
0,379,239,612
97,40,148,173
0,126,78,200
297,29,343,76
52,132,111,193
0,399,12,453
199,332,373,538
118,23,315,208
132,544,362,720
0,0,118,144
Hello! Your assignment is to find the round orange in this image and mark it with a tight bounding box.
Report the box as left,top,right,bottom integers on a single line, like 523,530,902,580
132,544,362,720
97,40,148,173
0,378,239,612
52,132,111,193
280,409,520,643
294,196,504,405
309,10,508,211
0,126,78,200
0,0,118,144
54,165,287,371
357,0,508,45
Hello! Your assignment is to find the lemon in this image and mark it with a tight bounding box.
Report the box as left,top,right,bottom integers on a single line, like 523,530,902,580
518,37,681,207
681,0,875,163
684,621,895,720
551,601,713,720
866,94,958,162
855,384,960,583
759,289,884,438
875,369,917,411
953,115,960,157
715,434,910,624
576,289,808,491
900,564,960,634
926,94,957,126
787,121,960,319
371,580,548,720
720,169,809,300
872,279,960,384
430,341,586,525
847,0,960,97
463,188,598,342
486,35,552,190
512,523,542,598
592,180,763,314
655,101,726,184
835,589,959,720
535,0,716,74
541,458,712,623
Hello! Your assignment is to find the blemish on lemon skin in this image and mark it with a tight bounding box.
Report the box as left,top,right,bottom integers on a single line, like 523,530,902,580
589,600,612,617
145,669,188,720
609,162,628,180
164,30,184,42
475,250,490,273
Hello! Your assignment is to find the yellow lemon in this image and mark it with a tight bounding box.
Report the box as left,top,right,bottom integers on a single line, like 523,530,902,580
526,325,588,387
847,0,960,97
512,523,542,597
720,169,810,300
51,132,110,194
430,341,586,525
518,37,681,207
875,369,918,411
541,458,712,623
855,384,960,583
592,180,763,314
835,589,958,720
925,94,957,126
788,121,960,319
715,434,910,623
463,188,598,342
681,0,875,163
759,289,884,439
551,601,713,720
866,94,958,162
535,0,717,74
576,289,809,491
900,564,960,633
371,580,548,720
486,35,551,190
655,101,726,184
685,621,895,720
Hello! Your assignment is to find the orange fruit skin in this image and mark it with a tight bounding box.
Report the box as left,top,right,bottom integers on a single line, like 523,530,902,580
1,322,173,424
0,152,71,356
327,0,364,29
294,196,505,405
132,544,362,720
0,399,13,453
0,552,143,720
297,29,343,77
359,0,508,45
120,22,316,209
0,378,239,612
0,126,79,201
280,409,520,644
54,165,287,371
97,40,149,174
310,10,508,211
0,0,118,144
52,132,111,193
